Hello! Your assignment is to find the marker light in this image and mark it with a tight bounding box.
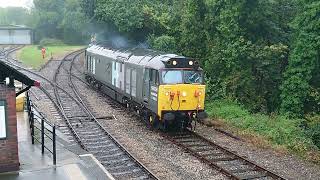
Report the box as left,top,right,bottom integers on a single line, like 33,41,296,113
194,90,202,97
165,92,169,96
172,60,177,65
182,91,187,97
189,61,193,65
170,92,175,100
194,90,199,97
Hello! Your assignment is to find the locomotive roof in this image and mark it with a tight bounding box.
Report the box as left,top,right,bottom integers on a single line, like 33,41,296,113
86,45,191,70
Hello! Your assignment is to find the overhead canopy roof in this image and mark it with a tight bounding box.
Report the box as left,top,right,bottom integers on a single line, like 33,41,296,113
0,60,37,87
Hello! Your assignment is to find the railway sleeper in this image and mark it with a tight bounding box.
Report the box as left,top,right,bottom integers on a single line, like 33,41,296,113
86,143,115,150
208,156,237,162
98,152,125,159
82,136,110,142
78,132,106,137
101,158,133,167
93,148,121,156
109,168,149,179
237,172,267,180
105,163,136,171
99,154,130,162
229,167,257,174
84,141,113,146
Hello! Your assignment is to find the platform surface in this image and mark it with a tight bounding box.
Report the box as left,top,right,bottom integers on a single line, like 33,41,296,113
0,112,113,180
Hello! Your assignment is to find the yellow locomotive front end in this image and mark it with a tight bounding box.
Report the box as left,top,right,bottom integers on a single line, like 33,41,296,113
157,67,207,128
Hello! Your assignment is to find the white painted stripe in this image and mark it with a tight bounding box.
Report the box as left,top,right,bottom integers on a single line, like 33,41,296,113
151,86,158,92
151,92,158,97
79,154,115,180
64,164,86,180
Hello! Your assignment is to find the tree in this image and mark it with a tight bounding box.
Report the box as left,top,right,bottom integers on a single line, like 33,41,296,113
179,0,207,59
281,0,320,117
32,0,65,41
204,0,290,112
61,0,89,44
0,7,31,25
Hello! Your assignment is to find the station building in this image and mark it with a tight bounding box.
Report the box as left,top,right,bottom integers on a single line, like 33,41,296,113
0,60,37,173
0,25,33,45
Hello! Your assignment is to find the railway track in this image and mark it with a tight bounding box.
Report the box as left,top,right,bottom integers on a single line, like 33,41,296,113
53,51,158,180
0,45,24,58
165,130,285,180
2,46,287,180
1,47,158,179
70,51,286,179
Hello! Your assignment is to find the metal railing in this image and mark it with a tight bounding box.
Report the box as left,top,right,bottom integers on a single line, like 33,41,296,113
26,92,57,165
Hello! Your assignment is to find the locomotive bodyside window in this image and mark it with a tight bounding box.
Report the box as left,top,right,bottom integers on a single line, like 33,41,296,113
86,55,89,70
125,68,131,94
131,69,137,97
92,57,96,74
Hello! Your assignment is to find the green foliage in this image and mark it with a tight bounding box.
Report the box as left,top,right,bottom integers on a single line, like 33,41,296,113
32,0,65,41
0,7,32,25
305,115,320,148
62,0,90,44
280,1,320,117
179,0,207,58
206,100,318,154
39,38,66,46
204,0,290,112
88,0,319,119
95,0,146,39
32,0,88,44
148,35,176,52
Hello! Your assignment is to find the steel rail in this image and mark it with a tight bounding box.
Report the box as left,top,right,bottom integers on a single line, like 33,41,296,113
0,48,87,149
164,129,286,180
53,50,89,150
69,52,159,180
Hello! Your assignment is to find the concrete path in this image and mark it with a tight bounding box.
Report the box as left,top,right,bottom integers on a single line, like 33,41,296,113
0,112,114,180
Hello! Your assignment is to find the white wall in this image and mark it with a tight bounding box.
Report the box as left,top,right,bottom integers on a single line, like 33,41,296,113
0,29,32,44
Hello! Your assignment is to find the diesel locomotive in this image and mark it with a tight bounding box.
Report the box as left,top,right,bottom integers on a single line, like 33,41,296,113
85,45,207,130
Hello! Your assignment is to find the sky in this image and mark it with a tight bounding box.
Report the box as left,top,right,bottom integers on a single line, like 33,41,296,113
0,0,33,8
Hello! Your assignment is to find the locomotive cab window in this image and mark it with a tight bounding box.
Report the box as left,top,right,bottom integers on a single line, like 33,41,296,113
161,69,203,84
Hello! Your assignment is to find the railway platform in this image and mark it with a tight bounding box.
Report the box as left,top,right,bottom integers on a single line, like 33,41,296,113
0,112,114,180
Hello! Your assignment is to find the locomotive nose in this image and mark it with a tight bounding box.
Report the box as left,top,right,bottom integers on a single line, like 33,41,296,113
158,84,205,119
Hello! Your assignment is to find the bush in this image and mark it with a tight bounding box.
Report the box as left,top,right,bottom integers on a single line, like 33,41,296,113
306,115,320,148
39,38,66,47
206,100,318,154
149,35,177,52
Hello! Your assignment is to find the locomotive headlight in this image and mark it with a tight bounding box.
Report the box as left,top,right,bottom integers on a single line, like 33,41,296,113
189,61,193,65
165,92,170,96
172,60,177,66
182,91,187,97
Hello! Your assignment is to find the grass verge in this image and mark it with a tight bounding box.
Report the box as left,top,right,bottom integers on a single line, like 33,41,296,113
206,99,320,163
17,45,85,69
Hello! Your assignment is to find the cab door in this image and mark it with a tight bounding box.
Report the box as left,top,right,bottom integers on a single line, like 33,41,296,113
143,69,150,103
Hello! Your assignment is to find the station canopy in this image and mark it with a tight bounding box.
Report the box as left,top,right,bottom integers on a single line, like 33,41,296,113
0,60,40,93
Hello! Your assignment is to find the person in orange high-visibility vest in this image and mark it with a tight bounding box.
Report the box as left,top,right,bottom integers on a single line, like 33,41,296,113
41,47,46,59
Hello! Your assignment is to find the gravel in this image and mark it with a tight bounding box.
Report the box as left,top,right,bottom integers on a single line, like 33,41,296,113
74,77,226,180
194,125,320,180
20,50,320,180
